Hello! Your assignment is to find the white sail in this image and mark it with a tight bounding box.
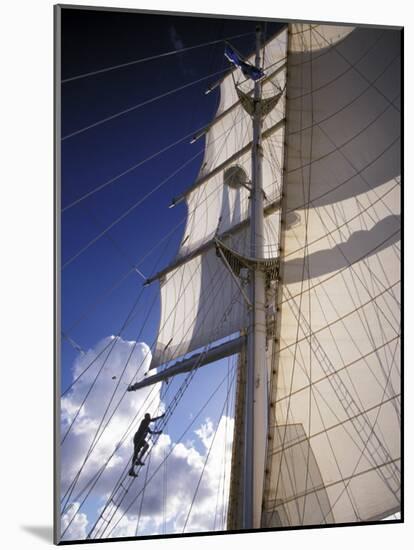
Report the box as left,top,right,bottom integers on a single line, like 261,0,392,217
180,30,287,255
263,23,401,526
151,29,288,368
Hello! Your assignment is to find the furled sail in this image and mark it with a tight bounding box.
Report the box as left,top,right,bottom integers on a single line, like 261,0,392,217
263,23,401,526
150,29,288,369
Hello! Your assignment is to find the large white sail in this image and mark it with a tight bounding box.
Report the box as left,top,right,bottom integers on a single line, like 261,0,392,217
148,20,401,527
263,23,401,526
150,29,288,369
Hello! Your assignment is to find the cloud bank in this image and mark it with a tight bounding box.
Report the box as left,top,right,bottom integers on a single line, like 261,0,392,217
60,336,234,541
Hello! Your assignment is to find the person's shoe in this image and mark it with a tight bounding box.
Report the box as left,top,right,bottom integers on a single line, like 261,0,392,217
128,469,137,477
135,460,145,466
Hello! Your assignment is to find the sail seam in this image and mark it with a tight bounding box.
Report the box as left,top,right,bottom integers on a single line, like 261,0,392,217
276,337,400,407
288,30,386,102
173,119,285,203
279,280,400,353
146,198,281,284
283,182,399,259
279,290,400,499
312,26,400,113
265,458,400,508
265,24,401,527
270,393,400,456
285,136,400,213
280,229,400,304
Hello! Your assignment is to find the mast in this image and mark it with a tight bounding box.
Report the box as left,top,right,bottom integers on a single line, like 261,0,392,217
244,25,268,529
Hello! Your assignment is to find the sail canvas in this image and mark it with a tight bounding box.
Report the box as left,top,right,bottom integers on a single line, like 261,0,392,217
55,5,402,544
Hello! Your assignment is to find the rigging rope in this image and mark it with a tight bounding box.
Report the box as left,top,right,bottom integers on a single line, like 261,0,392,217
182,366,236,533
101,364,236,538
62,375,164,513
320,336,401,522
284,132,400,506
82,277,242,538
313,26,400,114
61,151,202,269
63,393,159,539
89,342,228,539
62,120,215,212
280,286,400,503
60,281,152,444
60,117,244,397
62,367,170,528
61,215,186,345
60,22,400,534
60,285,161,509
62,32,254,83
61,111,245,270
61,256,232,521
62,67,228,141
101,288,242,538
264,27,400,525
61,25,281,538
62,115,251,396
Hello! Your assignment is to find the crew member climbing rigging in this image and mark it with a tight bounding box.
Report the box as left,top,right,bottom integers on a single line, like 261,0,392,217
129,412,165,477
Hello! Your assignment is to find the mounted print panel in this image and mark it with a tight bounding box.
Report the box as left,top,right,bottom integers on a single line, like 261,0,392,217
54,4,402,544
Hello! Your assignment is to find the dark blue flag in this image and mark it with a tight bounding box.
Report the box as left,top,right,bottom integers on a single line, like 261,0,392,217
224,44,265,81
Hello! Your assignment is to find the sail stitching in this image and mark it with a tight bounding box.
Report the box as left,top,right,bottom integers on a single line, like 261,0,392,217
313,26,400,113
319,336,401,521
282,288,400,495
285,136,400,214
267,24,400,526
288,30,386,103
272,27,324,521
279,281,399,353
276,336,399,406
266,458,400,509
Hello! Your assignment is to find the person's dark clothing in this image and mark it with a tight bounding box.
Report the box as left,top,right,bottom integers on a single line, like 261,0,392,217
133,417,152,445
129,414,164,475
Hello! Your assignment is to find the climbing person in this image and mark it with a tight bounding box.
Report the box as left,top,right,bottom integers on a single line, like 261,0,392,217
129,412,165,477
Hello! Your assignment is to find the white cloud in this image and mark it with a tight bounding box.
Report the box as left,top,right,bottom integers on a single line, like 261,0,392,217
107,414,234,537
61,502,89,540
59,336,235,541
60,336,162,540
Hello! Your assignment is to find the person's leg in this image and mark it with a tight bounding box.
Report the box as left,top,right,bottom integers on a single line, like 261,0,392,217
133,441,144,465
129,447,137,475
131,446,139,467
137,441,149,464
130,440,142,474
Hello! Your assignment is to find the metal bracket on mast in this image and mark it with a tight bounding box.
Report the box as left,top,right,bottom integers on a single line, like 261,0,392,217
236,84,285,118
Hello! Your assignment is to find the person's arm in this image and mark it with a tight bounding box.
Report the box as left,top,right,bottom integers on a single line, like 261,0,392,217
148,428,162,435
150,413,165,422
